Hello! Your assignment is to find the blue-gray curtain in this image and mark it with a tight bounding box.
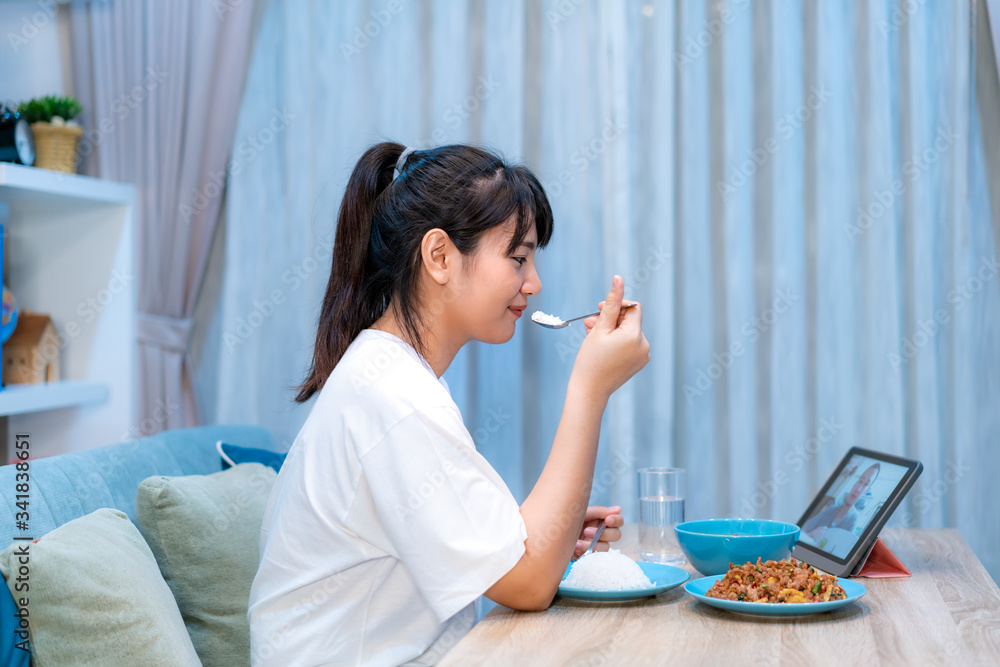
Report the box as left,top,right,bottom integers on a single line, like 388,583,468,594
201,0,1000,582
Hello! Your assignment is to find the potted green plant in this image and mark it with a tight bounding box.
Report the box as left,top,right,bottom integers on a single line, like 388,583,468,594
17,95,84,173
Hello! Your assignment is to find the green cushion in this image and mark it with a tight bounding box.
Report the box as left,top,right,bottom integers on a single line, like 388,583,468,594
0,508,200,666
135,462,276,667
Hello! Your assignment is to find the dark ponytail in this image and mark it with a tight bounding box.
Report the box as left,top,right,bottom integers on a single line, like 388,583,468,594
295,142,553,403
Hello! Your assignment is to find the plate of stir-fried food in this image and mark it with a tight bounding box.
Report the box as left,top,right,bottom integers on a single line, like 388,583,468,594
684,558,866,617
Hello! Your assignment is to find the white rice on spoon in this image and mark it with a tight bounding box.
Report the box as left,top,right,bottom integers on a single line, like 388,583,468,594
531,310,564,326
562,549,654,591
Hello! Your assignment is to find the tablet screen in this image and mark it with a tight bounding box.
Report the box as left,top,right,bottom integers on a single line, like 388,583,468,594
797,453,912,559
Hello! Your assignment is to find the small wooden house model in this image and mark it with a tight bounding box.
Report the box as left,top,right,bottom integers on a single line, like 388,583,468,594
2,312,61,385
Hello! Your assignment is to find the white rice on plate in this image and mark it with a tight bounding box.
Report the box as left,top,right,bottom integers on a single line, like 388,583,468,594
562,549,654,591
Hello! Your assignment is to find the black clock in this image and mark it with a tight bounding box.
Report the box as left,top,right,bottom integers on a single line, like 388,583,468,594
0,103,36,166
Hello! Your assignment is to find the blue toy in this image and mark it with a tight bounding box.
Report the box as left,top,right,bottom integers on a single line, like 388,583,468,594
0,284,16,345
2,223,17,393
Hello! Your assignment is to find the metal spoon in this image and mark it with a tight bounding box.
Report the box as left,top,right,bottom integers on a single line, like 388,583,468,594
531,303,637,329
586,519,607,554
570,519,608,563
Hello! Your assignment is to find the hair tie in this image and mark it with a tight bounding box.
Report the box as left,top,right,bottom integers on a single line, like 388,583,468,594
393,147,417,181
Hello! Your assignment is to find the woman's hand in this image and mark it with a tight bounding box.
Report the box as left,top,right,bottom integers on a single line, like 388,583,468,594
572,275,650,402
582,299,639,333
573,505,623,558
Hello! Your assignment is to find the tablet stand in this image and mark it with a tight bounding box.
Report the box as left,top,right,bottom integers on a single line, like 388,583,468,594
850,537,910,578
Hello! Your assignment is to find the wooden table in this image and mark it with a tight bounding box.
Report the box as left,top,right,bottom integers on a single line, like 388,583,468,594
439,526,1000,666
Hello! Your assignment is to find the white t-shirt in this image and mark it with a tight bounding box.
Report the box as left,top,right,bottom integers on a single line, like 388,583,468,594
248,329,527,666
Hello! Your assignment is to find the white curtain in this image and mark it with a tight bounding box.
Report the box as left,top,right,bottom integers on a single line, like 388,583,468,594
68,0,258,436
211,0,1000,582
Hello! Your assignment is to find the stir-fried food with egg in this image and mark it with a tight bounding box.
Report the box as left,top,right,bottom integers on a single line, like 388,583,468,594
704,558,847,603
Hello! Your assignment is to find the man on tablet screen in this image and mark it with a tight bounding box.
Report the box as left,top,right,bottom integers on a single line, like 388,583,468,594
800,463,880,557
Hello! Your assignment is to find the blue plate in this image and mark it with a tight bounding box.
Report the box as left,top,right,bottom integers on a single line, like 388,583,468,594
557,561,690,602
684,574,866,616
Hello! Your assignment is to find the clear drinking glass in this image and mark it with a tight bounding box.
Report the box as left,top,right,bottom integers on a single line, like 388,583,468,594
638,467,686,565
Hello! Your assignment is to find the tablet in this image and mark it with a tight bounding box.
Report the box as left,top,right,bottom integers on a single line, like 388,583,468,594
792,447,922,576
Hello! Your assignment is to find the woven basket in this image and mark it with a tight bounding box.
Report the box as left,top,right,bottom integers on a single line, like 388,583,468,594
31,122,84,173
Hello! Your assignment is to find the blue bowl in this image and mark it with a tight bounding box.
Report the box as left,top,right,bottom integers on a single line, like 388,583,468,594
674,519,800,576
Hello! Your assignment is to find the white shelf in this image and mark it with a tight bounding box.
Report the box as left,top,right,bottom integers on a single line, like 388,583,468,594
0,163,133,206
1,163,136,457
0,380,109,417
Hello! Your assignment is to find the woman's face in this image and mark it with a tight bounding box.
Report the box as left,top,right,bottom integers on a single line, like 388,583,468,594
450,220,541,345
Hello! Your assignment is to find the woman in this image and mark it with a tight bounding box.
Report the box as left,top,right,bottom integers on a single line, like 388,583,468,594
248,143,650,665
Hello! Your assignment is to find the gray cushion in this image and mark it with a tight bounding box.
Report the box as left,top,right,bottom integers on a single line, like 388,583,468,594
135,462,276,667
0,508,200,667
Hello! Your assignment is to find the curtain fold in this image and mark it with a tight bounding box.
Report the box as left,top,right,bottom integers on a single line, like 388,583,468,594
67,0,258,436
213,0,1000,583
981,0,1000,278
990,0,1000,74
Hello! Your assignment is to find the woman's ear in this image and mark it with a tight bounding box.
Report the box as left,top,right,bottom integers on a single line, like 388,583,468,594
420,228,455,285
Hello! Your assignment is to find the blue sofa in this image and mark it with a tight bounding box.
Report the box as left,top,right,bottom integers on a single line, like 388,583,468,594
0,424,275,553
1,424,279,665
